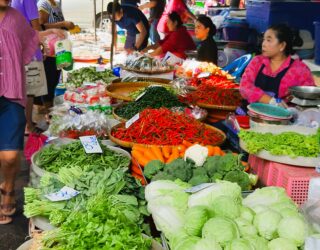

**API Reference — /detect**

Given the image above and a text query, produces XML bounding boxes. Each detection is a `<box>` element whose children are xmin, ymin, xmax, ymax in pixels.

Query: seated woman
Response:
<box><xmin>143</xmin><ymin>11</ymin><xmax>196</xmax><ymax>59</ymax></box>
<box><xmin>240</xmin><ymin>24</ymin><xmax>315</xmax><ymax>107</ymax></box>
<box><xmin>195</xmin><ymin>15</ymin><xmax>218</xmax><ymax>64</ymax></box>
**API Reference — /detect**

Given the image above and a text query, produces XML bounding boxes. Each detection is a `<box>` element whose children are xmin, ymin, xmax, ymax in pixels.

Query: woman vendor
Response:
<box><xmin>240</xmin><ymin>24</ymin><xmax>315</xmax><ymax>107</ymax></box>
<box><xmin>143</xmin><ymin>11</ymin><xmax>196</xmax><ymax>59</ymax></box>
<box><xmin>195</xmin><ymin>15</ymin><xmax>218</xmax><ymax>64</ymax></box>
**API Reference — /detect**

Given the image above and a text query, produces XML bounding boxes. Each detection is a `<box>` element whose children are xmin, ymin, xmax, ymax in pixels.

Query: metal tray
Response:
<box><xmin>290</xmin><ymin>86</ymin><xmax>320</xmax><ymax>100</ymax></box>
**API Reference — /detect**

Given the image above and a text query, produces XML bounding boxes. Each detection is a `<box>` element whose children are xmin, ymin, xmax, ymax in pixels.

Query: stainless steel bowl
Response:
<box><xmin>290</xmin><ymin>86</ymin><xmax>320</xmax><ymax>100</ymax></box>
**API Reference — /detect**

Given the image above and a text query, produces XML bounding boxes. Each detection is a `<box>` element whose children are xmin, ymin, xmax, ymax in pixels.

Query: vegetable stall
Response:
<box><xmin>18</xmin><ymin>26</ymin><xmax>320</xmax><ymax>250</ymax></box>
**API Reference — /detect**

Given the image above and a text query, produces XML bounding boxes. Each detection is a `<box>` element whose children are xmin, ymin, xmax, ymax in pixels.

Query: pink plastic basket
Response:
<box><xmin>249</xmin><ymin>155</ymin><xmax>320</xmax><ymax>205</ymax></box>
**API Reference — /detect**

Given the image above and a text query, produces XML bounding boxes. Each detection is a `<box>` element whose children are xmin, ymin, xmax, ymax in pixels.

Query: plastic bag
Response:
<box><xmin>24</xmin><ymin>133</ymin><xmax>48</xmax><ymax>163</ymax></box>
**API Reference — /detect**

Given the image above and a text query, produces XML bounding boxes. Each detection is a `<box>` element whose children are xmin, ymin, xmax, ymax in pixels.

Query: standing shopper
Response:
<box><xmin>107</xmin><ymin>1</ymin><xmax>149</xmax><ymax>52</ymax></box>
<box><xmin>139</xmin><ymin>0</ymin><xmax>165</xmax><ymax>44</ymax></box>
<box><xmin>11</xmin><ymin>0</ymin><xmax>48</xmax><ymax>135</ymax></box>
<box><xmin>195</xmin><ymin>15</ymin><xmax>218</xmax><ymax>64</ymax></box>
<box><xmin>36</xmin><ymin>0</ymin><xmax>75</xmax><ymax>111</ymax></box>
<box><xmin>0</xmin><ymin>0</ymin><xmax>64</xmax><ymax>224</ymax></box>
<box><xmin>157</xmin><ymin>0</ymin><xmax>196</xmax><ymax>37</ymax></box>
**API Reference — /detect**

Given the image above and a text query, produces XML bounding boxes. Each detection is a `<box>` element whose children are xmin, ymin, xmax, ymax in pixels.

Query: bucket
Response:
<box><xmin>314</xmin><ymin>22</ymin><xmax>320</xmax><ymax>65</ymax></box>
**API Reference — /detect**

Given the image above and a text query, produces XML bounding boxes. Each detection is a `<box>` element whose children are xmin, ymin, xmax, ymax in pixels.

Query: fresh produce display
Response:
<box><xmin>124</xmin><ymin>53</ymin><xmax>172</xmax><ymax>73</ymax></box>
<box><xmin>49</xmin><ymin>110</ymin><xmax>111</xmax><ymax>139</ymax></box>
<box><xmin>175</xmin><ymin>60</ymin><xmax>233</xmax><ymax>79</ymax></box>
<box><xmin>34</xmin><ymin>141</ymin><xmax>130</xmax><ymax>173</ymax></box>
<box><xmin>116</xmin><ymin>86</ymin><xmax>185</xmax><ymax>119</ymax></box>
<box><xmin>146</xmin><ymin>180</ymin><xmax>313</xmax><ymax>250</ymax></box>
<box><xmin>67</xmin><ymin>67</ymin><xmax>116</xmax><ymax>88</ymax></box>
<box><xmin>182</xmin><ymin>84</ymin><xmax>243</xmax><ymax>107</ymax></box>
<box><xmin>187</xmin><ymin>75</ymin><xmax>239</xmax><ymax>89</ymax></box>
<box><xmin>143</xmin><ymin>151</ymin><xmax>255</xmax><ymax>190</ymax></box>
<box><xmin>111</xmin><ymin>108</ymin><xmax>225</xmax><ymax>145</ymax></box>
<box><xmin>129</xmin><ymin>85</ymin><xmax>176</xmax><ymax>100</ymax></box>
<box><xmin>239</xmin><ymin>129</ymin><xmax>320</xmax><ymax>158</ymax></box>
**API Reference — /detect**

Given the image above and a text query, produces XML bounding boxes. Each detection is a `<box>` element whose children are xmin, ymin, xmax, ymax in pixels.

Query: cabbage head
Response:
<box><xmin>173</xmin><ymin>236</ymin><xmax>200</xmax><ymax>250</ymax></box>
<box><xmin>251</xmin><ymin>205</ymin><xmax>269</xmax><ymax>214</ymax></box>
<box><xmin>268</xmin><ymin>238</ymin><xmax>298</xmax><ymax>250</ymax></box>
<box><xmin>277</xmin><ymin>216</ymin><xmax>308</xmax><ymax>247</ymax></box>
<box><xmin>193</xmin><ymin>238</ymin><xmax>222</xmax><ymax>250</ymax></box>
<box><xmin>224</xmin><ymin>238</ymin><xmax>255</xmax><ymax>250</ymax></box>
<box><xmin>188</xmin><ymin>181</ymin><xmax>242</xmax><ymax>209</ymax></box>
<box><xmin>278</xmin><ymin>207</ymin><xmax>301</xmax><ymax>219</ymax></box>
<box><xmin>169</xmin><ymin>231</ymin><xmax>189</xmax><ymax>250</ymax></box>
<box><xmin>211</xmin><ymin>195</ymin><xmax>241</xmax><ymax>219</ymax></box>
<box><xmin>184</xmin><ymin>206</ymin><xmax>209</xmax><ymax>237</ymax></box>
<box><xmin>253</xmin><ymin>209</ymin><xmax>282</xmax><ymax>240</ymax></box>
<box><xmin>240</xmin><ymin>206</ymin><xmax>255</xmax><ymax>223</ymax></box>
<box><xmin>235</xmin><ymin>218</ymin><xmax>258</xmax><ymax>237</ymax></box>
<box><xmin>145</xmin><ymin>180</ymin><xmax>190</xmax><ymax>201</ymax></box>
<box><xmin>243</xmin><ymin>235</ymin><xmax>268</xmax><ymax>250</ymax></box>
<box><xmin>202</xmin><ymin>217</ymin><xmax>240</xmax><ymax>246</ymax></box>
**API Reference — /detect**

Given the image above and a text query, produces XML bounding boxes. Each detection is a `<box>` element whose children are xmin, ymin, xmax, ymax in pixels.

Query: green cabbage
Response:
<box><xmin>202</xmin><ymin>217</ymin><xmax>240</xmax><ymax>246</ymax></box>
<box><xmin>188</xmin><ymin>181</ymin><xmax>242</xmax><ymax>209</ymax></box>
<box><xmin>193</xmin><ymin>238</ymin><xmax>222</xmax><ymax>250</ymax></box>
<box><xmin>253</xmin><ymin>209</ymin><xmax>282</xmax><ymax>240</ymax></box>
<box><xmin>278</xmin><ymin>208</ymin><xmax>301</xmax><ymax>219</ymax></box>
<box><xmin>211</xmin><ymin>195</ymin><xmax>241</xmax><ymax>219</ymax></box>
<box><xmin>235</xmin><ymin>218</ymin><xmax>258</xmax><ymax>237</ymax></box>
<box><xmin>243</xmin><ymin>235</ymin><xmax>269</xmax><ymax>250</ymax></box>
<box><xmin>173</xmin><ymin>236</ymin><xmax>200</xmax><ymax>250</ymax></box>
<box><xmin>251</xmin><ymin>205</ymin><xmax>269</xmax><ymax>214</ymax></box>
<box><xmin>184</xmin><ymin>206</ymin><xmax>209</xmax><ymax>236</ymax></box>
<box><xmin>225</xmin><ymin>238</ymin><xmax>255</xmax><ymax>250</ymax></box>
<box><xmin>240</xmin><ymin>206</ymin><xmax>255</xmax><ymax>223</ymax></box>
<box><xmin>268</xmin><ymin>238</ymin><xmax>298</xmax><ymax>250</ymax></box>
<box><xmin>277</xmin><ymin>216</ymin><xmax>308</xmax><ymax>247</ymax></box>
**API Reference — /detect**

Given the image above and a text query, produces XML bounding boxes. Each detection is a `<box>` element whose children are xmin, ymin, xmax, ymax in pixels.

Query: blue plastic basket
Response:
<box><xmin>315</xmin><ymin>22</ymin><xmax>320</xmax><ymax>65</ymax></box>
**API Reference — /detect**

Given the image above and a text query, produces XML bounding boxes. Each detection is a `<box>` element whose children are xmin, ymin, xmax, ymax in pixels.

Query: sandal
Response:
<box><xmin>0</xmin><ymin>213</ymin><xmax>12</xmax><ymax>225</ymax></box>
<box><xmin>0</xmin><ymin>185</ymin><xmax>16</xmax><ymax>216</ymax></box>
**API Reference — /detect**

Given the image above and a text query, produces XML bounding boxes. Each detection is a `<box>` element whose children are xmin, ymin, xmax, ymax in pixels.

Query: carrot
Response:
<box><xmin>162</xmin><ymin>146</ymin><xmax>172</xmax><ymax>159</ymax></box>
<box><xmin>131</xmin><ymin>164</ymin><xmax>143</xmax><ymax>175</ymax></box>
<box><xmin>206</xmin><ymin>145</ymin><xmax>215</xmax><ymax>156</ymax></box>
<box><xmin>182</xmin><ymin>140</ymin><xmax>193</xmax><ymax>148</ymax></box>
<box><xmin>242</xmin><ymin>161</ymin><xmax>250</xmax><ymax>172</ymax></box>
<box><xmin>179</xmin><ymin>151</ymin><xmax>185</xmax><ymax>158</ymax></box>
<box><xmin>167</xmin><ymin>147</ymin><xmax>179</xmax><ymax>163</ymax></box>
<box><xmin>133</xmin><ymin>145</ymin><xmax>148</xmax><ymax>153</ymax></box>
<box><xmin>131</xmin><ymin>172</ymin><xmax>146</xmax><ymax>185</ymax></box>
<box><xmin>177</xmin><ymin>145</ymin><xmax>186</xmax><ymax>153</ymax></box>
<box><xmin>144</xmin><ymin>148</ymin><xmax>158</xmax><ymax>161</ymax></box>
<box><xmin>132</xmin><ymin>150</ymin><xmax>150</xmax><ymax>167</ymax></box>
<box><xmin>219</xmin><ymin>150</ymin><xmax>226</xmax><ymax>156</ymax></box>
<box><xmin>151</xmin><ymin>146</ymin><xmax>165</xmax><ymax>162</ymax></box>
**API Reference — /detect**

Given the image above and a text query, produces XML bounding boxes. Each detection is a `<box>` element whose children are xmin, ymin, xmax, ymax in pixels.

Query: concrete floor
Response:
<box><xmin>0</xmin><ymin>156</ymin><xmax>29</xmax><ymax>250</ymax></box>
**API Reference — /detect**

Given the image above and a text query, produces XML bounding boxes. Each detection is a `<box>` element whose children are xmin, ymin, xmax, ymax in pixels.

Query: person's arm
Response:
<box><xmin>142</xmin><ymin>42</ymin><xmax>160</xmax><ymax>52</ymax></box>
<box><xmin>149</xmin><ymin>46</ymin><xmax>163</xmax><ymax>56</ymax></box>
<box><xmin>139</xmin><ymin>1</ymin><xmax>157</xmax><ymax>11</ymax></box>
<box><xmin>38</xmin><ymin>10</ymin><xmax>74</xmax><ymax>29</ymax></box>
<box><xmin>239</xmin><ymin>57</ymin><xmax>266</xmax><ymax>103</ymax></box>
<box><xmin>135</xmin><ymin>21</ymin><xmax>148</xmax><ymax>49</ymax></box>
<box><xmin>30</xmin><ymin>19</ymin><xmax>41</xmax><ymax>31</ymax></box>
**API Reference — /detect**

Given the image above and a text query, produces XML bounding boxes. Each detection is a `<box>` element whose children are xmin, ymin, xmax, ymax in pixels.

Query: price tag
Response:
<box><xmin>197</xmin><ymin>72</ymin><xmax>211</xmax><ymax>79</ymax></box>
<box><xmin>96</xmin><ymin>66</ymin><xmax>105</xmax><ymax>72</ymax></box>
<box><xmin>184</xmin><ymin>183</ymin><xmax>214</xmax><ymax>193</ymax></box>
<box><xmin>125</xmin><ymin>113</ymin><xmax>140</xmax><ymax>129</ymax></box>
<box><xmin>45</xmin><ymin>186</ymin><xmax>80</xmax><ymax>202</ymax></box>
<box><xmin>79</xmin><ymin>135</ymin><xmax>103</xmax><ymax>153</ymax></box>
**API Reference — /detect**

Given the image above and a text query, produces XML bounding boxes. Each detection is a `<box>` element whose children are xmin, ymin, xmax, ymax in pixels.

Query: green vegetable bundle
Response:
<box><xmin>67</xmin><ymin>67</ymin><xmax>116</xmax><ymax>87</ymax></box>
<box><xmin>35</xmin><ymin>141</ymin><xmax>130</xmax><ymax>173</ymax></box>
<box><xmin>143</xmin><ymin>154</ymin><xmax>257</xmax><ymax>190</ymax></box>
<box><xmin>116</xmin><ymin>86</ymin><xmax>185</xmax><ymax>119</ymax></box>
<box><xmin>239</xmin><ymin>129</ymin><xmax>320</xmax><ymax>158</ymax></box>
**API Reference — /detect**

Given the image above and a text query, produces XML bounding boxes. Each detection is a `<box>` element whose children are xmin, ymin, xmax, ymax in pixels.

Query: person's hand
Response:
<box><xmin>39</xmin><ymin>28</ymin><xmax>65</xmax><ymax>43</ymax></box>
<box><xmin>126</xmin><ymin>48</ymin><xmax>135</xmax><ymax>54</ymax></box>
<box><xmin>63</xmin><ymin>21</ymin><xmax>75</xmax><ymax>30</ymax></box>
<box><xmin>269</xmin><ymin>97</ymin><xmax>288</xmax><ymax>109</ymax></box>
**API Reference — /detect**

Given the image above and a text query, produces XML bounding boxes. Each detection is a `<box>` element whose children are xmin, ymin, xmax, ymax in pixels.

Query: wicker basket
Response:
<box><xmin>121</xmin><ymin>66</ymin><xmax>173</xmax><ymax>75</ymax></box>
<box><xmin>197</xmin><ymin>102</ymin><xmax>238</xmax><ymax>111</ymax></box>
<box><xmin>109</xmin><ymin>123</ymin><xmax>226</xmax><ymax>148</ymax></box>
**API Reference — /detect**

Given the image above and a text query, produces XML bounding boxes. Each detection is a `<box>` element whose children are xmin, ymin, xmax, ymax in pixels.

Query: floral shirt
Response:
<box><xmin>240</xmin><ymin>55</ymin><xmax>315</xmax><ymax>103</ymax></box>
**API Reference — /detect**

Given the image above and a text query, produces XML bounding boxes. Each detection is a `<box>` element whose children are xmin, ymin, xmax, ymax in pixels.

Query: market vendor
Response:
<box><xmin>195</xmin><ymin>15</ymin><xmax>218</xmax><ymax>64</ymax></box>
<box><xmin>240</xmin><ymin>24</ymin><xmax>315</xmax><ymax>107</ymax></box>
<box><xmin>142</xmin><ymin>11</ymin><xmax>196</xmax><ymax>59</ymax></box>
<box><xmin>107</xmin><ymin>1</ymin><xmax>149</xmax><ymax>52</ymax></box>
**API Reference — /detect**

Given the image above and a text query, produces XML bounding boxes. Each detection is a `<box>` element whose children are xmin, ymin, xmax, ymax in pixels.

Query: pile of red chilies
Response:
<box><xmin>188</xmin><ymin>75</ymin><xmax>239</xmax><ymax>89</ymax></box>
<box><xmin>112</xmin><ymin>108</ymin><xmax>224</xmax><ymax>145</ymax></box>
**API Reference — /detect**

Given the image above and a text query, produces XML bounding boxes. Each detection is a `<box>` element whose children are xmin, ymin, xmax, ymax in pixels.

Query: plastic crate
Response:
<box><xmin>249</xmin><ymin>155</ymin><xmax>320</xmax><ymax>205</ymax></box>
<box><xmin>246</xmin><ymin>1</ymin><xmax>320</xmax><ymax>37</ymax></box>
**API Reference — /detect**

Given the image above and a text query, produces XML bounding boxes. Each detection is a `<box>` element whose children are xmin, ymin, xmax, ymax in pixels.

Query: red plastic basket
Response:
<box><xmin>249</xmin><ymin>155</ymin><xmax>320</xmax><ymax>205</ymax></box>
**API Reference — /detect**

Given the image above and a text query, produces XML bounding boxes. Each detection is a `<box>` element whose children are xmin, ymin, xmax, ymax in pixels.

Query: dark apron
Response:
<box><xmin>241</xmin><ymin>59</ymin><xmax>294</xmax><ymax>112</ymax></box>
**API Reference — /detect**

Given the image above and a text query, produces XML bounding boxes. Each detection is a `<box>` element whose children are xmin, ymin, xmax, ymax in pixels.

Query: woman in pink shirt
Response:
<box><xmin>0</xmin><ymin>0</ymin><xmax>63</xmax><ymax>224</ymax></box>
<box><xmin>240</xmin><ymin>24</ymin><xmax>315</xmax><ymax>107</ymax></box>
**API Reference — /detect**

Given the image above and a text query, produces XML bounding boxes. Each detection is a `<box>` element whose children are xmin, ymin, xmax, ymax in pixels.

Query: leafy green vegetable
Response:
<box><xmin>239</xmin><ymin>129</ymin><xmax>320</xmax><ymax>158</ymax></box>
<box><xmin>67</xmin><ymin>66</ymin><xmax>116</xmax><ymax>87</ymax></box>
<box><xmin>211</xmin><ymin>195</ymin><xmax>241</xmax><ymax>219</ymax></box>
<box><xmin>194</xmin><ymin>238</ymin><xmax>222</xmax><ymax>250</ymax></box>
<box><xmin>184</xmin><ymin>206</ymin><xmax>209</xmax><ymax>236</ymax></box>
<box><xmin>225</xmin><ymin>238</ymin><xmax>255</xmax><ymax>250</ymax></box>
<box><xmin>235</xmin><ymin>218</ymin><xmax>258</xmax><ymax>237</ymax></box>
<box><xmin>253</xmin><ymin>209</ymin><xmax>282</xmax><ymax>240</ymax></box>
<box><xmin>223</xmin><ymin>170</ymin><xmax>251</xmax><ymax>191</ymax></box>
<box><xmin>268</xmin><ymin>238</ymin><xmax>298</xmax><ymax>250</ymax></box>
<box><xmin>35</xmin><ymin>141</ymin><xmax>130</xmax><ymax>173</ymax></box>
<box><xmin>243</xmin><ymin>235</ymin><xmax>268</xmax><ymax>250</ymax></box>
<box><xmin>239</xmin><ymin>206</ymin><xmax>255</xmax><ymax>223</ymax></box>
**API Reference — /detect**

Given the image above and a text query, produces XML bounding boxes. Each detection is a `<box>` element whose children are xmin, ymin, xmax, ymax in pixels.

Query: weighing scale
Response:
<box><xmin>290</xmin><ymin>86</ymin><xmax>320</xmax><ymax>108</ymax></box>
<box><xmin>290</xmin><ymin>97</ymin><xmax>320</xmax><ymax>107</ymax></box>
